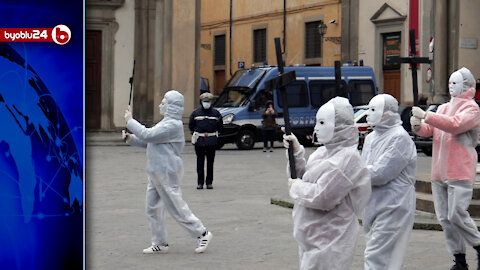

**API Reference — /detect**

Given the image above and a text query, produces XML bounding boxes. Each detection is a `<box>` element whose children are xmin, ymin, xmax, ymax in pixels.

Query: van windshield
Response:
<box><xmin>214</xmin><ymin>88</ymin><xmax>252</xmax><ymax>107</ymax></box>
<box><xmin>226</xmin><ymin>69</ymin><xmax>266</xmax><ymax>88</ymax></box>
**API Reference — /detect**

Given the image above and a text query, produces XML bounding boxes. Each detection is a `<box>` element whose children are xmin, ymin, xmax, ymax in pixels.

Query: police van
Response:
<box><xmin>214</xmin><ymin>66</ymin><xmax>378</xmax><ymax>149</ymax></box>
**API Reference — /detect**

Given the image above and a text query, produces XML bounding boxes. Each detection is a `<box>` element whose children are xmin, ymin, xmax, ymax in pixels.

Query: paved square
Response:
<box><xmin>86</xmin><ymin>142</ymin><xmax>478</xmax><ymax>269</ymax></box>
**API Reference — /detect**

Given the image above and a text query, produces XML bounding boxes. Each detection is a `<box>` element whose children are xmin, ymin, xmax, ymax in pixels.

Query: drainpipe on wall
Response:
<box><xmin>229</xmin><ymin>0</ymin><xmax>233</xmax><ymax>76</ymax></box>
<box><xmin>283</xmin><ymin>0</ymin><xmax>286</xmax><ymax>54</ymax></box>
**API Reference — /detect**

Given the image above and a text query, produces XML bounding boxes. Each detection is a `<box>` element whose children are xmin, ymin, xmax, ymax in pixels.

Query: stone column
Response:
<box><xmin>133</xmin><ymin>0</ymin><xmax>156</xmax><ymax>126</ymax></box>
<box><xmin>432</xmin><ymin>0</ymin><xmax>449</xmax><ymax>103</ymax></box>
<box><xmin>154</xmin><ymin>0</ymin><xmax>199</xmax><ymax>138</ymax></box>
<box><xmin>341</xmin><ymin>0</ymin><xmax>359</xmax><ymax>63</ymax></box>
<box><xmin>447</xmin><ymin>0</ymin><xmax>459</xmax><ymax>75</ymax></box>
<box><xmin>158</xmin><ymin>0</ymin><xmax>173</xmax><ymax>122</ymax></box>
<box><xmin>171</xmin><ymin>0</ymin><xmax>199</xmax><ymax>124</ymax></box>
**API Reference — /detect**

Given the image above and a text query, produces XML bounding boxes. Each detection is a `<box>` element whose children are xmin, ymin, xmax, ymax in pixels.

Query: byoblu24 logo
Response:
<box><xmin>0</xmin><ymin>24</ymin><xmax>71</xmax><ymax>45</ymax></box>
<box><xmin>52</xmin><ymin>24</ymin><xmax>71</xmax><ymax>45</ymax></box>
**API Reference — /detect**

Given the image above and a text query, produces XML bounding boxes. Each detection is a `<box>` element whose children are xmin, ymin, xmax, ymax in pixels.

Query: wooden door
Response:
<box><xmin>383</xmin><ymin>70</ymin><xmax>401</xmax><ymax>102</ymax></box>
<box><xmin>382</xmin><ymin>32</ymin><xmax>401</xmax><ymax>102</ymax></box>
<box><xmin>85</xmin><ymin>30</ymin><xmax>102</xmax><ymax>130</ymax></box>
<box><xmin>214</xmin><ymin>70</ymin><xmax>226</xmax><ymax>96</ymax></box>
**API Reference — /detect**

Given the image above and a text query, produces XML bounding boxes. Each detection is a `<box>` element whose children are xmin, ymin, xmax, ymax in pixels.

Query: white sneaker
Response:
<box><xmin>195</xmin><ymin>231</ymin><xmax>213</xmax><ymax>253</ymax></box>
<box><xmin>143</xmin><ymin>244</ymin><xmax>169</xmax><ymax>254</ymax></box>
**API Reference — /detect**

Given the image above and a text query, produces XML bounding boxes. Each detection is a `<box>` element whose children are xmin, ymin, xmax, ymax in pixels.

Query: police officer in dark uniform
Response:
<box><xmin>189</xmin><ymin>92</ymin><xmax>223</xmax><ymax>189</ymax></box>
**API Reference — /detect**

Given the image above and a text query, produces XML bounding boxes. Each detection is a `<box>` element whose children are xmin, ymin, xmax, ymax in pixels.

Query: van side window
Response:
<box><xmin>309</xmin><ymin>80</ymin><xmax>347</xmax><ymax>108</ymax></box>
<box><xmin>348</xmin><ymin>80</ymin><xmax>375</xmax><ymax>106</ymax></box>
<box><xmin>253</xmin><ymin>89</ymin><xmax>273</xmax><ymax>111</ymax></box>
<box><xmin>278</xmin><ymin>81</ymin><xmax>309</xmax><ymax>108</ymax></box>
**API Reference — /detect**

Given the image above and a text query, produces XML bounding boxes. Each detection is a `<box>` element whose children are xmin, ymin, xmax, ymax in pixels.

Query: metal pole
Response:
<box><xmin>274</xmin><ymin>37</ymin><xmax>297</xmax><ymax>179</ymax></box>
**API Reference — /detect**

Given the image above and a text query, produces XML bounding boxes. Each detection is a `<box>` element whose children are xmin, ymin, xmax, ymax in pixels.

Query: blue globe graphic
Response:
<box><xmin>0</xmin><ymin>43</ymin><xmax>83</xmax><ymax>269</ymax></box>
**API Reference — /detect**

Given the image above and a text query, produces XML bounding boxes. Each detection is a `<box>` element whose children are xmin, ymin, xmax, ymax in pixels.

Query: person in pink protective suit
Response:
<box><xmin>411</xmin><ymin>67</ymin><xmax>480</xmax><ymax>270</ymax></box>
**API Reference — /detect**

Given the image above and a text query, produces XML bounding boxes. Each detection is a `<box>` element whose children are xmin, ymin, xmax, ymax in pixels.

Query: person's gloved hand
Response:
<box><xmin>122</xmin><ymin>130</ymin><xmax>131</xmax><ymax>143</ymax></box>
<box><xmin>410</xmin><ymin>116</ymin><xmax>422</xmax><ymax>132</ymax></box>
<box><xmin>412</xmin><ymin>106</ymin><xmax>427</xmax><ymax>119</ymax></box>
<box><xmin>125</xmin><ymin>105</ymin><xmax>133</xmax><ymax>122</ymax></box>
<box><xmin>410</xmin><ymin>116</ymin><xmax>421</xmax><ymax>126</ymax></box>
<box><xmin>281</xmin><ymin>127</ymin><xmax>301</xmax><ymax>153</ymax></box>
<box><xmin>283</xmin><ymin>134</ymin><xmax>301</xmax><ymax>153</ymax></box>
<box><xmin>288</xmin><ymin>178</ymin><xmax>300</xmax><ymax>190</ymax></box>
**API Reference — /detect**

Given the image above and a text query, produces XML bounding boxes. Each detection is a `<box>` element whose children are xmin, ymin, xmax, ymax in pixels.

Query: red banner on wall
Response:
<box><xmin>409</xmin><ymin>0</ymin><xmax>419</xmax><ymax>56</ymax></box>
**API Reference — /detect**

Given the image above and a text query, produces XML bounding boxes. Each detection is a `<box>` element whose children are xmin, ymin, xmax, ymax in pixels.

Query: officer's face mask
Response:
<box><xmin>202</xmin><ymin>101</ymin><xmax>211</xmax><ymax>109</ymax></box>
<box><xmin>449</xmin><ymin>71</ymin><xmax>463</xmax><ymax>97</ymax></box>
<box><xmin>313</xmin><ymin>102</ymin><xmax>335</xmax><ymax>144</ymax></box>
<box><xmin>367</xmin><ymin>95</ymin><xmax>385</xmax><ymax>126</ymax></box>
<box><xmin>159</xmin><ymin>98</ymin><xmax>168</xmax><ymax>115</ymax></box>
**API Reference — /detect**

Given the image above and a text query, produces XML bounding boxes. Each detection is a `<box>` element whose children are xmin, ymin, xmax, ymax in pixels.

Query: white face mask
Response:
<box><xmin>159</xmin><ymin>98</ymin><xmax>168</xmax><ymax>115</ymax></box>
<box><xmin>449</xmin><ymin>71</ymin><xmax>463</xmax><ymax>97</ymax></box>
<box><xmin>367</xmin><ymin>95</ymin><xmax>385</xmax><ymax>126</ymax></box>
<box><xmin>313</xmin><ymin>102</ymin><xmax>335</xmax><ymax>144</ymax></box>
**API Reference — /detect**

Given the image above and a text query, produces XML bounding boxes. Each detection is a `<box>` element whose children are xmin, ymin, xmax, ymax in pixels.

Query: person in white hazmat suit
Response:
<box><xmin>283</xmin><ymin>97</ymin><xmax>371</xmax><ymax>270</ymax></box>
<box><xmin>362</xmin><ymin>94</ymin><xmax>417</xmax><ymax>270</ymax></box>
<box><xmin>122</xmin><ymin>90</ymin><xmax>213</xmax><ymax>254</ymax></box>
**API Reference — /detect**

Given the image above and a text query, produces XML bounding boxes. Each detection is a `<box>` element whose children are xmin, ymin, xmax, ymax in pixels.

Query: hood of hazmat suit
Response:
<box><xmin>287</xmin><ymin>97</ymin><xmax>371</xmax><ymax>270</ymax></box>
<box><xmin>362</xmin><ymin>94</ymin><xmax>417</xmax><ymax>270</ymax></box>
<box><xmin>126</xmin><ymin>90</ymin><xmax>186</xmax><ymax>185</ymax></box>
<box><xmin>414</xmin><ymin>67</ymin><xmax>480</xmax><ymax>181</ymax></box>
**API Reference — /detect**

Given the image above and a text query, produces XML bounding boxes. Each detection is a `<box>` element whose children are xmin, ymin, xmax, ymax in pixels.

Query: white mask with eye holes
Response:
<box><xmin>313</xmin><ymin>102</ymin><xmax>335</xmax><ymax>144</ymax></box>
<box><xmin>366</xmin><ymin>95</ymin><xmax>385</xmax><ymax>126</ymax></box>
<box><xmin>159</xmin><ymin>98</ymin><xmax>168</xmax><ymax>115</ymax></box>
<box><xmin>449</xmin><ymin>71</ymin><xmax>463</xmax><ymax>97</ymax></box>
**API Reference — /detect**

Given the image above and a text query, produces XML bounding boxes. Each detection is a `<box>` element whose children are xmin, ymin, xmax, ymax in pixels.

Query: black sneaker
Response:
<box><xmin>450</xmin><ymin>261</ymin><xmax>469</xmax><ymax>270</ymax></box>
<box><xmin>206</xmin><ymin>185</ymin><xmax>213</xmax><ymax>189</ymax></box>
<box><xmin>197</xmin><ymin>185</ymin><xmax>203</xmax><ymax>189</ymax></box>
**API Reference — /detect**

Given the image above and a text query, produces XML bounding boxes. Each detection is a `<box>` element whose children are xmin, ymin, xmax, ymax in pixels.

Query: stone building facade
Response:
<box><xmin>86</xmin><ymin>0</ymin><xmax>200</xmax><ymax>130</ymax></box>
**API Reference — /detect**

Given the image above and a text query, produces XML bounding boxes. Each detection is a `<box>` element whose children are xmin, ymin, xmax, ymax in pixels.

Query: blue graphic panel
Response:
<box><xmin>0</xmin><ymin>1</ymin><xmax>83</xmax><ymax>269</ymax></box>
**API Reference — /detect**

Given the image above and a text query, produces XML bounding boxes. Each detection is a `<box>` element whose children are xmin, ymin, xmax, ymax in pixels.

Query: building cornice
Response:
<box><xmin>86</xmin><ymin>0</ymin><xmax>125</xmax><ymax>9</ymax></box>
<box><xmin>370</xmin><ymin>3</ymin><xmax>407</xmax><ymax>25</ymax></box>
<box><xmin>201</xmin><ymin>1</ymin><xmax>340</xmax><ymax>30</ymax></box>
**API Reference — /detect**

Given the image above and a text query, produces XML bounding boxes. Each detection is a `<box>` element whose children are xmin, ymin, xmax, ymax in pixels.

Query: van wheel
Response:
<box><xmin>236</xmin><ymin>130</ymin><xmax>255</xmax><ymax>150</ymax></box>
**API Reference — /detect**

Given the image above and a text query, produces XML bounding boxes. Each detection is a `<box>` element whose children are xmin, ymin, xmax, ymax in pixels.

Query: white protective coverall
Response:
<box><xmin>362</xmin><ymin>94</ymin><xmax>417</xmax><ymax>270</ymax></box>
<box><xmin>126</xmin><ymin>90</ymin><xmax>207</xmax><ymax>246</ymax></box>
<box><xmin>412</xmin><ymin>67</ymin><xmax>480</xmax><ymax>257</ymax></box>
<box><xmin>286</xmin><ymin>97</ymin><xmax>371</xmax><ymax>270</ymax></box>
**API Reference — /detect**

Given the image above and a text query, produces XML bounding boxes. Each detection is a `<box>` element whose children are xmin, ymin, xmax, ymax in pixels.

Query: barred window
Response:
<box><xmin>305</xmin><ymin>21</ymin><xmax>323</xmax><ymax>59</ymax></box>
<box><xmin>253</xmin><ymin>29</ymin><xmax>266</xmax><ymax>63</ymax></box>
<box><xmin>214</xmin><ymin>35</ymin><xmax>226</xmax><ymax>66</ymax></box>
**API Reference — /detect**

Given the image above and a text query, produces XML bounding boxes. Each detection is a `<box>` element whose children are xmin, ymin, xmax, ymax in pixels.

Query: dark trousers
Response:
<box><xmin>195</xmin><ymin>145</ymin><xmax>216</xmax><ymax>186</ymax></box>
<box><xmin>262</xmin><ymin>129</ymin><xmax>275</xmax><ymax>148</ymax></box>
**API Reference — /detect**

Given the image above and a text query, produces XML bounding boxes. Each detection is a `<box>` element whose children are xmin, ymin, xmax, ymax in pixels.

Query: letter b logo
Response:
<box><xmin>52</xmin><ymin>24</ymin><xmax>71</xmax><ymax>45</ymax></box>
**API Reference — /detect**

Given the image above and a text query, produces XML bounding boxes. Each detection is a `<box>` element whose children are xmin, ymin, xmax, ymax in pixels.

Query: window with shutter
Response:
<box><xmin>305</xmin><ymin>21</ymin><xmax>323</xmax><ymax>59</ymax></box>
<box><xmin>253</xmin><ymin>29</ymin><xmax>266</xmax><ymax>63</ymax></box>
<box><xmin>214</xmin><ymin>35</ymin><xmax>226</xmax><ymax>66</ymax></box>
